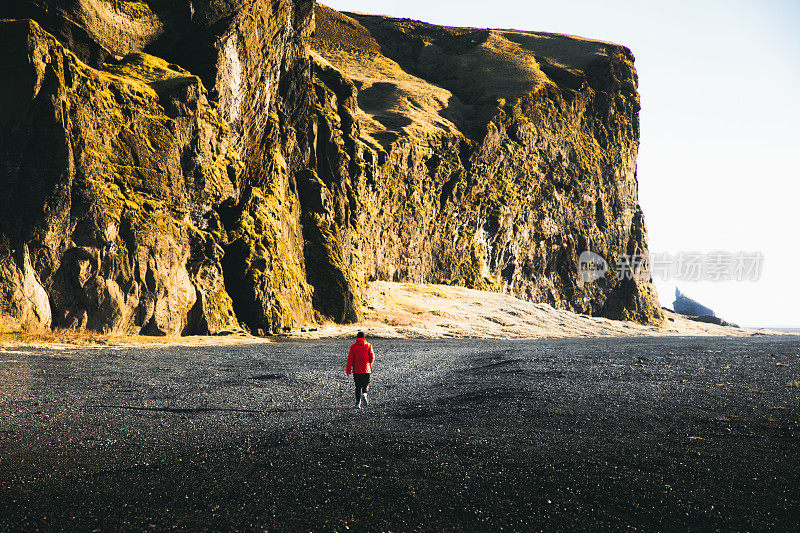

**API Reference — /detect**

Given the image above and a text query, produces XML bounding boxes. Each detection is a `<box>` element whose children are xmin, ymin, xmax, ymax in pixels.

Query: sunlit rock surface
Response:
<box><xmin>0</xmin><ymin>1</ymin><xmax>662</xmax><ymax>334</ymax></box>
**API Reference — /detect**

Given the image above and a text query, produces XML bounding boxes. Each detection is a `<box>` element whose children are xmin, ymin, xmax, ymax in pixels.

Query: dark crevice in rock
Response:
<box><xmin>219</xmin><ymin>237</ymin><xmax>250</xmax><ymax>330</ymax></box>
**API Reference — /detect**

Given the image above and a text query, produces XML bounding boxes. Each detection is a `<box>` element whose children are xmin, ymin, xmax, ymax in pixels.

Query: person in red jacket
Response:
<box><xmin>346</xmin><ymin>331</ymin><xmax>374</xmax><ymax>409</ymax></box>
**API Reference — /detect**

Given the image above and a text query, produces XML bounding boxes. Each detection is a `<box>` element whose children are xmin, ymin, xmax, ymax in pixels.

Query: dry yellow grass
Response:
<box><xmin>313</xmin><ymin>4</ymin><xmax>634</xmax><ymax>146</ymax></box>
<box><xmin>311</xmin><ymin>4</ymin><xmax>381</xmax><ymax>55</ymax></box>
<box><xmin>0</xmin><ymin>316</ymin><xmax>124</xmax><ymax>346</ymax></box>
<box><xmin>311</xmin><ymin>50</ymin><xmax>465</xmax><ymax>149</ymax></box>
<box><xmin>402</xmin><ymin>284</ymin><xmax>453</xmax><ymax>299</ymax></box>
<box><xmin>101</xmin><ymin>0</ymin><xmax>156</xmax><ymax>19</ymax></box>
<box><xmin>289</xmin><ymin>281</ymin><xmax>773</xmax><ymax>340</ymax></box>
<box><xmin>3</xmin><ymin>279</ymin><xmax>786</xmax><ymax>345</ymax></box>
<box><xmin>498</xmin><ymin>30</ymin><xmax>621</xmax><ymax>72</ymax></box>
<box><xmin>0</xmin><ymin>314</ymin><xmax>258</xmax><ymax>348</ymax></box>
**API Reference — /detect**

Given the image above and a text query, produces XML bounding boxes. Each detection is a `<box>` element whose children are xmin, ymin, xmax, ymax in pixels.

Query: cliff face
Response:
<box><xmin>0</xmin><ymin>19</ymin><xmax>240</xmax><ymax>334</ymax></box>
<box><xmin>0</xmin><ymin>1</ymin><xmax>661</xmax><ymax>334</ymax></box>
<box><xmin>309</xmin><ymin>6</ymin><xmax>662</xmax><ymax>324</ymax></box>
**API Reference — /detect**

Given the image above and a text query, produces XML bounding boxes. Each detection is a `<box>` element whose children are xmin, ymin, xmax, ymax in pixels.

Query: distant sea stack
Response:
<box><xmin>673</xmin><ymin>288</ymin><xmax>715</xmax><ymax>317</ymax></box>
<box><xmin>0</xmin><ymin>0</ymin><xmax>662</xmax><ymax>335</ymax></box>
<box><xmin>672</xmin><ymin>288</ymin><xmax>738</xmax><ymax>328</ymax></box>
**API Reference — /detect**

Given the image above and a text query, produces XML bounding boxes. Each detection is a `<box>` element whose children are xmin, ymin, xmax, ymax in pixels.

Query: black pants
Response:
<box><xmin>354</xmin><ymin>373</ymin><xmax>370</xmax><ymax>403</ymax></box>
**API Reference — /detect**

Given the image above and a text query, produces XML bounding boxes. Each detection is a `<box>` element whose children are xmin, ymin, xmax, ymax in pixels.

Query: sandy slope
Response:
<box><xmin>293</xmin><ymin>281</ymin><xmax>774</xmax><ymax>339</ymax></box>
<box><xmin>1</xmin><ymin>281</ymin><xmax>781</xmax><ymax>347</ymax></box>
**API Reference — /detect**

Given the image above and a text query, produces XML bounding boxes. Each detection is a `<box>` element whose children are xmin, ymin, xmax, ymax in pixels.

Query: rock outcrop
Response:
<box><xmin>672</xmin><ymin>288</ymin><xmax>737</xmax><ymax>327</ymax></box>
<box><xmin>309</xmin><ymin>6</ymin><xmax>662</xmax><ymax>324</ymax></box>
<box><xmin>0</xmin><ymin>18</ymin><xmax>240</xmax><ymax>334</ymax></box>
<box><xmin>684</xmin><ymin>314</ymin><xmax>739</xmax><ymax>329</ymax></box>
<box><xmin>673</xmin><ymin>288</ymin><xmax>715</xmax><ymax>318</ymax></box>
<box><xmin>0</xmin><ymin>0</ymin><xmax>662</xmax><ymax>334</ymax></box>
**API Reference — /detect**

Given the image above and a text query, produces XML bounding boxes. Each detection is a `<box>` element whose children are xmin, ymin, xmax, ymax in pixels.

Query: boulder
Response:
<box><xmin>0</xmin><ymin>244</ymin><xmax>52</xmax><ymax>328</ymax></box>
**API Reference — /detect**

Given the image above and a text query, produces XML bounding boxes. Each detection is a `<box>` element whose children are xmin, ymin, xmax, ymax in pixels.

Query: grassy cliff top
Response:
<box><xmin>312</xmin><ymin>4</ymin><xmax>637</xmax><ymax>143</ymax></box>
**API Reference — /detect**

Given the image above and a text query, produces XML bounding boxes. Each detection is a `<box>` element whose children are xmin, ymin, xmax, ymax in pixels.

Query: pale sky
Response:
<box><xmin>323</xmin><ymin>0</ymin><xmax>800</xmax><ymax>327</ymax></box>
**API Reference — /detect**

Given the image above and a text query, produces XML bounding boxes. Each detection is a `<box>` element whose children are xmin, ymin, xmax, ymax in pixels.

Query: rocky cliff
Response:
<box><xmin>0</xmin><ymin>0</ymin><xmax>662</xmax><ymax>334</ymax></box>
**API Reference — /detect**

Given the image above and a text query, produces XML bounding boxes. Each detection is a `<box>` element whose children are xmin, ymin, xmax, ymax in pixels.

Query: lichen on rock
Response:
<box><xmin>309</xmin><ymin>5</ymin><xmax>663</xmax><ymax>324</ymax></box>
<box><xmin>0</xmin><ymin>18</ymin><xmax>239</xmax><ymax>334</ymax></box>
<box><xmin>0</xmin><ymin>1</ymin><xmax>662</xmax><ymax>335</ymax></box>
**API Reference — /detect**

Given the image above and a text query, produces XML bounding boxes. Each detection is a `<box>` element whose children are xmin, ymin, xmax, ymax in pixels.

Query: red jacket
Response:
<box><xmin>346</xmin><ymin>338</ymin><xmax>374</xmax><ymax>374</ymax></box>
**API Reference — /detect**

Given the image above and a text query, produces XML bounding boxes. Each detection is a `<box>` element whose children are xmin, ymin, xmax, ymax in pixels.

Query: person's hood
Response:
<box><xmin>355</xmin><ymin>338</ymin><xmax>366</xmax><ymax>344</ymax></box>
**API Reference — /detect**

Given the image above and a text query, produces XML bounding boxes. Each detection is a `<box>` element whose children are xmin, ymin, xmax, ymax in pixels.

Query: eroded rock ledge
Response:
<box><xmin>0</xmin><ymin>0</ymin><xmax>661</xmax><ymax>335</ymax></box>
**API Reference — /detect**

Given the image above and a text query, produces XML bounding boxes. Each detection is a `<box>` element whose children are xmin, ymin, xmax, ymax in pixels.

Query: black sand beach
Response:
<box><xmin>1</xmin><ymin>336</ymin><xmax>799</xmax><ymax>530</ymax></box>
